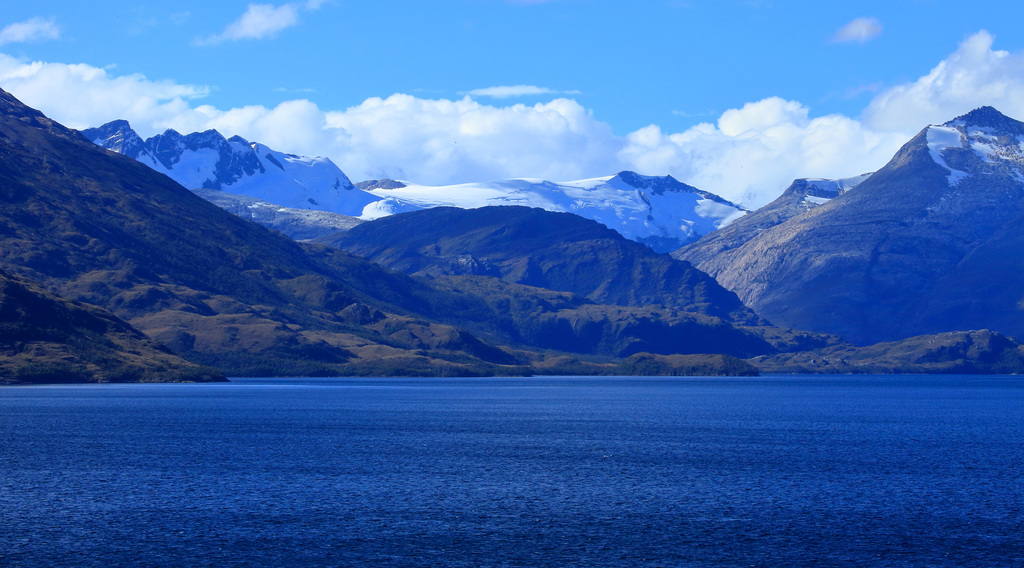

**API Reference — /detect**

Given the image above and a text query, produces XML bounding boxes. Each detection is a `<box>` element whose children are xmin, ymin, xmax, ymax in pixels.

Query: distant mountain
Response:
<box><xmin>0</xmin><ymin>268</ymin><xmax>223</xmax><ymax>384</ymax></box>
<box><xmin>83</xmin><ymin>120</ymin><xmax>378</xmax><ymax>216</ymax></box>
<box><xmin>675</xmin><ymin>174</ymin><xmax>871</xmax><ymax>268</ymax></box>
<box><xmin>86</xmin><ymin>121</ymin><xmax>745</xmax><ymax>252</ymax></box>
<box><xmin>325</xmin><ymin>205</ymin><xmax>761</xmax><ymax>323</ymax></box>
<box><xmin>8</xmin><ymin>90</ymin><xmax>1018</xmax><ymax>376</ymax></box>
<box><xmin>320</xmin><ymin>205</ymin><xmax>852</xmax><ymax>357</ymax></box>
<box><xmin>675</xmin><ymin>107</ymin><xmax>1024</xmax><ymax>345</ymax></box>
<box><xmin>191</xmin><ymin>188</ymin><xmax>362</xmax><ymax>241</ymax></box>
<box><xmin>0</xmin><ymin>89</ymin><xmax>781</xmax><ymax>377</ymax></box>
<box><xmin>359</xmin><ymin>171</ymin><xmax>747</xmax><ymax>253</ymax></box>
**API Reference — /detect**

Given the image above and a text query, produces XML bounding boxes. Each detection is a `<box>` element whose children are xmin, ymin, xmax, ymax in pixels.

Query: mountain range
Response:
<box><xmin>2</xmin><ymin>88</ymin><xmax>805</xmax><ymax>379</ymax></box>
<box><xmin>676</xmin><ymin>106</ymin><xmax>1024</xmax><ymax>345</ymax></box>
<box><xmin>5</xmin><ymin>88</ymin><xmax>1024</xmax><ymax>381</ymax></box>
<box><xmin>86</xmin><ymin>120</ymin><xmax>746</xmax><ymax>252</ymax></box>
<box><xmin>82</xmin><ymin>120</ymin><xmax>379</xmax><ymax>217</ymax></box>
<box><xmin>355</xmin><ymin>172</ymin><xmax>747</xmax><ymax>252</ymax></box>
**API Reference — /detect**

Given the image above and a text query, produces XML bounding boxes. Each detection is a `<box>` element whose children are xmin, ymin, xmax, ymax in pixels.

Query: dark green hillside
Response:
<box><xmin>319</xmin><ymin>206</ymin><xmax>851</xmax><ymax>358</ymax></box>
<box><xmin>0</xmin><ymin>268</ymin><xmax>223</xmax><ymax>383</ymax></box>
<box><xmin>753</xmin><ymin>330</ymin><xmax>1024</xmax><ymax>374</ymax></box>
<box><xmin>422</xmin><ymin>275</ymin><xmax>775</xmax><ymax>358</ymax></box>
<box><xmin>322</xmin><ymin>206</ymin><xmax>762</xmax><ymax>324</ymax></box>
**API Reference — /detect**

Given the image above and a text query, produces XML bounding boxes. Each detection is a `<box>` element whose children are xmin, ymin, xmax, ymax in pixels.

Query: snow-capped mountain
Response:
<box><xmin>359</xmin><ymin>171</ymin><xmax>747</xmax><ymax>252</ymax></box>
<box><xmin>83</xmin><ymin>120</ymin><xmax>378</xmax><ymax>216</ymax></box>
<box><xmin>676</xmin><ymin>106</ymin><xmax>1024</xmax><ymax>345</ymax></box>
<box><xmin>924</xmin><ymin>105</ymin><xmax>1024</xmax><ymax>185</ymax></box>
<box><xmin>85</xmin><ymin>122</ymin><xmax>745</xmax><ymax>251</ymax></box>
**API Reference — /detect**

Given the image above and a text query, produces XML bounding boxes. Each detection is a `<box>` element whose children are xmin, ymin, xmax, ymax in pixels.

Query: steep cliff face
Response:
<box><xmin>675</xmin><ymin>107</ymin><xmax>1024</xmax><ymax>345</ymax></box>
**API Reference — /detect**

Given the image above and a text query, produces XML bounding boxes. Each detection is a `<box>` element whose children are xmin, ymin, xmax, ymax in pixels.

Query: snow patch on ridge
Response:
<box><xmin>803</xmin><ymin>195</ymin><xmax>832</xmax><ymax>206</ymax></box>
<box><xmin>360</xmin><ymin>174</ymin><xmax>746</xmax><ymax>251</ymax></box>
<box><xmin>926</xmin><ymin>126</ymin><xmax>971</xmax><ymax>185</ymax></box>
<box><xmin>803</xmin><ymin>173</ymin><xmax>873</xmax><ymax>195</ymax></box>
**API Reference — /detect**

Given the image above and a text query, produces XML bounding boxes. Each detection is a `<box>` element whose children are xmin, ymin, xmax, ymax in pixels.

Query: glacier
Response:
<box><xmin>85</xmin><ymin>121</ymin><xmax>746</xmax><ymax>252</ymax></box>
<box><xmin>359</xmin><ymin>172</ymin><xmax>747</xmax><ymax>252</ymax></box>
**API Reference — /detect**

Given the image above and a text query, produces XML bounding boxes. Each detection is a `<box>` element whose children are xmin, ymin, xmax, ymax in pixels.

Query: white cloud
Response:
<box><xmin>0</xmin><ymin>17</ymin><xmax>60</xmax><ymax>46</ymax></box>
<box><xmin>0</xmin><ymin>55</ymin><xmax>620</xmax><ymax>185</ymax></box>
<box><xmin>4</xmin><ymin>30</ymin><xmax>1024</xmax><ymax>209</ymax></box>
<box><xmin>197</xmin><ymin>2</ymin><xmax>323</xmax><ymax>45</ymax></box>
<box><xmin>0</xmin><ymin>53</ymin><xmax>209</xmax><ymax>132</ymax></box>
<box><xmin>0</xmin><ymin>54</ymin><xmax>912</xmax><ymax>208</ymax></box>
<box><xmin>864</xmin><ymin>31</ymin><xmax>1024</xmax><ymax>132</ymax></box>
<box><xmin>467</xmin><ymin>85</ymin><xmax>582</xmax><ymax>99</ymax></box>
<box><xmin>831</xmin><ymin>17</ymin><xmax>882</xmax><ymax>44</ymax></box>
<box><xmin>618</xmin><ymin>99</ymin><xmax>906</xmax><ymax>206</ymax></box>
<box><xmin>321</xmin><ymin>95</ymin><xmax>620</xmax><ymax>184</ymax></box>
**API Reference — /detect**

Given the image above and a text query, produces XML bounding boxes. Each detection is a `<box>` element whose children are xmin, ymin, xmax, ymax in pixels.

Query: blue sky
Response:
<box><xmin>3</xmin><ymin>0</ymin><xmax>1024</xmax><ymax>206</ymax></box>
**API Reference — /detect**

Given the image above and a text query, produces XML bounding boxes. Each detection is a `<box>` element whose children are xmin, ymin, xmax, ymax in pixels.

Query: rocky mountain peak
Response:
<box><xmin>611</xmin><ymin>170</ymin><xmax>743</xmax><ymax>208</ymax></box>
<box><xmin>612</xmin><ymin>171</ymin><xmax>683</xmax><ymax>194</ymax></box>
<box><xmin>677</xmin><ymin>106</ymin><xmax>1024</xmax><ymax>346</ymax></box>
<box><xmin>82</xmin><ymin>119</ymin><xmax>148</xmax><ymax>157</ymax></box>
<box><xmin>89</xmin><ymin>119</ymin><xmax>376</xmax><ymax>215</ymax></box>
<box><xmin>613</xmin><ymin>170</ymin><xmax>689</xmax><ymax>195</ymax></box>
<box><xmin>785</xmin><ymin>178</ymin><xmax>843</xmax><ymax>199</ymax></box>
<box><xmin>355</xmin><ymin>179</ymin><xmax>408</xmax><ymax>191</ymax></box>
<box><xmin>148</xmin><ymin>128</ymin><xmax>183</xmax><ymax>144</ymax></box>
<box><xmin>183</xmin><ymin>129</ymin><xmax>230</xmax><ymax>151</ymax></box>
<box><xmin>945</xmin><ymin>106</ymin><xmax>1024</xmax><ymax>136</ymax></box>
<box><xmin>143</xmin><ymin>129</ymin><xmax>185</xmax><ymax>169</ymax></box>
<box><xmin>87</xmin><ymin>118</ymin><xmax>132</xmax><ymax>137</ymax></box>
<box><xmin>919</xmin><ymin>106</ymin><xmax>1024</xmax><ymax>187</ymax></box>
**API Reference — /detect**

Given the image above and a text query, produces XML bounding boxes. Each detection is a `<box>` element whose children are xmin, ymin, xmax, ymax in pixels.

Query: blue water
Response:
<box><xmin>1</xmin><ymin>376</ymin><xmax>1022</xmax><ymax>567</ymax></box>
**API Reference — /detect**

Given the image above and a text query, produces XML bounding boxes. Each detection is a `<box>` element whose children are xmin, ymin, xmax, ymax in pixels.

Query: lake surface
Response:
<box><xmin>1</xmin><ymin>376</ymin><xmax>1022</xmax><ymax>567</ymax></box>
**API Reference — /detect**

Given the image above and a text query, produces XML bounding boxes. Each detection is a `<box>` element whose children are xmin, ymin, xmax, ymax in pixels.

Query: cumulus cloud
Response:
<box><xmin>466</xmin><ymin>85</ymin><xmax>582</xmax><ymax>99</ymax></box>
<box><xmin>864</xmin><ymin>31</ymin><xmax>1024</xmax><ymax>132</ymax></box>
<box><xmin>0</xmin><ymin>17</ymin><xmax>60</xmax><ymax>46</ymax></box>
<box><xmin>197</xmin><ymin>2</ymin><xmax>323</xmax><ymax>45</ymax></box>
<box><xmin>831</xmin><ymin>17</ymin><xmax>882</xmax><ymax>44</ymax></box>
<box><xmin>618</xmin><ymin>98</ymin><xmax>906</xmax><ymax>206</ymax></box>
<box><xmin>321</xmin><ymin>95</ymin><xmax>620</xmax><ymax>184</ymax></box>
<box><xmin>0</xmin><ymin>53</ymin><xmax>912</xmax><ymax>208</ymax></box>
<box><xmin>0</xmin><ymin>53</ymin><xmax>210</xmax><ymax>132</ymax></box>
<box><xmin>5</xmin><ymin>30</ymin><xmax>1024</xmax><ymax>209</ymax></box>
